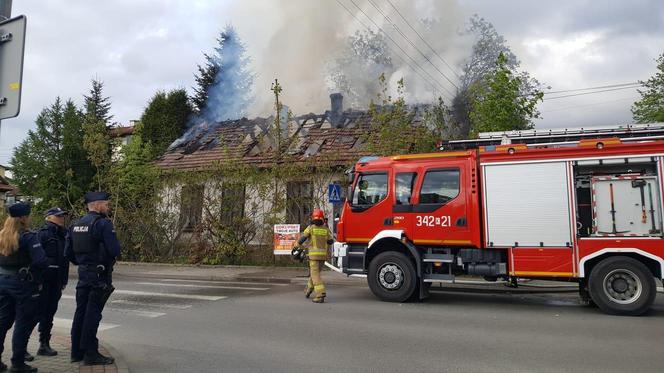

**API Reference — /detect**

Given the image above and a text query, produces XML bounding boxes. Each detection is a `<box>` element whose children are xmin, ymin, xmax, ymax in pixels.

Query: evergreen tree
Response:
<box><xmin>192</xmin><ymin>53</ymin><xmax>219</xmax><ymax>114</ymax></box>
<box><xmin>140</xmin><ymin>89</ymin><xmax>193</xmax><ymax>157</ymax></box>
<box><xmin>192</xmin><ymin>25</ymin><xmax>253</xmax><ymax>122</ymax></box>
<box><xmin>62</xmin><ymin>100</ymin><xmax>95</xmax><ymax>204</ymax></box>
<box><xmin>632</xmin><ymin>53</ymin><xmax>664</xmax><ymax>123</ymax></box>
<box><xmin>82</xmin><ymin>79</ymin><xmax>113</xmax><ymax>190</ymax></box>
<box><xmin>83</xmin><ymin>79</ymin><xmax>113</xmax><ymax>125</ymax></box>
<box><xmin>469</xmin><ymin>53</ymin><xmax>543</xmax><ymax>134</ymax></box>
<box><xmin>10</xmin><ymin>98</ymin><xmax>90</xmax><ymax>210</ymax></box>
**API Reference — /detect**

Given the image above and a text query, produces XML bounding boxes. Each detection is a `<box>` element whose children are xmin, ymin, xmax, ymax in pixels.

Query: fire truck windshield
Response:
<box><xmin>352</xmin><ymin>173</ymin><xmax>388</xmax><ymax>206</ymax></box>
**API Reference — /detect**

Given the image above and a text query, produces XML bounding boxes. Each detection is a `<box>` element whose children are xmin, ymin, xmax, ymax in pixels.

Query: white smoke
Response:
<box><xmin>230</xmin><ymin>0</ymin><xmax>471</xmax><ymax>116</ymax></box>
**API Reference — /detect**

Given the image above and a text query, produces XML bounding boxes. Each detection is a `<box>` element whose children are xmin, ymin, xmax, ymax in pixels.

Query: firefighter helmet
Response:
<box><xmin>311</xmin><ymin>209</ymin><xmax>324</xmax><ymax>220</ymax></box>
<box><xmin>291</xmin><ymin>246</ymin><xmax>305</xmax><ymax>263</ymax></box>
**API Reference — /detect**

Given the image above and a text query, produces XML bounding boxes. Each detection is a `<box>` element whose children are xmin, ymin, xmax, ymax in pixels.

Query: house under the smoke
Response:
<box><xmin>155</xmin><ymin>93</ymin><xmax>423</xmax><ymax>247</ymax></box>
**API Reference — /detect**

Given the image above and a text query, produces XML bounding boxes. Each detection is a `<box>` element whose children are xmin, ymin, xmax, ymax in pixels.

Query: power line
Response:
<box><xmin>364</xmin><ymin>0</ymin><xmax>459</xmax><ymax>90</ymax></box>
<box><xmin>542</xmin><ymin>95</ymin><xmax>639</xmax><ymax>114</ymax></box>
<box><xmin>334</xmin><ymin>0</ymin><xmax>447</xmax><ymax>99</ymax></box>
<box><xmin>543</xmin><ymin>85</ymin><xmax>643</xmax><ymax>100</ymax></box>
<box><xmin>544</xmin><ymin>82</ymin><xmax>643</xmax><ymax>95</ymax></box>
<box><xmin>383</xmin><ymin>0</ymin><xmax>461</xmax><ymax>79</ymax></box>
<box><xmin>345</xmin><ymin>0</ymin><xmax>455</xmax><ymax>99</ymax></box>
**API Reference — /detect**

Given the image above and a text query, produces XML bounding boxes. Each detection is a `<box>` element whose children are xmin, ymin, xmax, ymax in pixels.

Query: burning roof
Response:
<box><xmin>156</xmin><ymin>110</ymin><xmax>373</xmax><ymax>171</ymax></box>
<box><xmin>155</xmin><ymin>94</ymin><xmax>428</xmax><ymax>171</ymax></box>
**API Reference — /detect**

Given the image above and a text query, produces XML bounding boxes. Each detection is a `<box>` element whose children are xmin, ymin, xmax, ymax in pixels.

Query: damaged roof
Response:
<box><xmin>155</xmin><ymin>109</ymin><xmax>377</xmax><ymax>171</ymax></box>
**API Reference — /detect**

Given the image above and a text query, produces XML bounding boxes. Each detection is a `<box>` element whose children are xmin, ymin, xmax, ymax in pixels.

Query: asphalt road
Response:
<box><xmin>51</xmin><ymin>274</ymin><xmax>664</xmax><ymax>373</ymax></box>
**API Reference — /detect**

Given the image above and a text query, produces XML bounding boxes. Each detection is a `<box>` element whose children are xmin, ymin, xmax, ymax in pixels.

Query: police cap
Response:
<box><xmin>8</xmin><ymin>202</ymin><xmax>31</xmax><ymax>218</ymax></box>
<box><xmin>84</xmin><ymin>191</ymin><xmax>111</xmax><ymax>204</ymax></box>
<box><xmin>45</xmin><ymin>207</ymin><xmax>69</xmax><ymax>217</ymax></box>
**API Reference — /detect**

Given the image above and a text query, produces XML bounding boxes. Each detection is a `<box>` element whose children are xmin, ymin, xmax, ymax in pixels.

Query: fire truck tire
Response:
<box><xmin>368</xmin><ymin>251</ymin><xmax>417</xmax><ymax>302</ymax></box>
<box><xmin>588</xmin><ymin>256</ymin><xmax>656</xmax><ymax>316</ymax></box>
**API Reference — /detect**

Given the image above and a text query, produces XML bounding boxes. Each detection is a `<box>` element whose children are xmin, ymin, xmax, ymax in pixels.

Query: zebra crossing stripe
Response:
<box><xmin>114</xmin><ymin>290</ymin><xmax>227</xmax><ymax>301</ymax></box>
<box><xmin>53</xmin><ymin>317</ymin><xmax>118</xmax><ymax>331</ymax></box>
<box><xmin>159</xmin><ymin>278</ymin><xmax>289</xmax><ymax>286</ymax></box>
<box><xmin>136</xmin><ymin>282</ymin><xmax>270</xmax><ymax>291</ymax></box>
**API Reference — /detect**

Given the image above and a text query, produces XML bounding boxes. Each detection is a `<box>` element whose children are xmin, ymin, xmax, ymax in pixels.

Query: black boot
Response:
<box><xmin>8</xmin><ymin>363</ymin><xmax>37</xmax><ymax>373</ymax></box>
<box><xmin>22</xmin><ymin>353</ymin><xmax>33</xmax><ymax>363</ymax></box>
<box><xmin>83</xmin><ymin>351</ymin><xmax>114</xmax><ymax>366</ymax></box>
<box><xmin>37</xmin><ymin>341</ymin><xmax>58</xmax><ymax>357</ymax></box>
<box><xmin>70</xmin><ymin>355</ymin><xmax>83</xmax><ymax>363</ymax></box>
<box><xmin>0</xmin><ymin>361</ymin><xmax>7</xmax><ymax>372</ymax></box>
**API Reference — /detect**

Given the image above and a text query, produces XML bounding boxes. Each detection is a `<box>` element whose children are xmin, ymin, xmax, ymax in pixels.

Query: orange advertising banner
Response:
<box><xmin>273</xmin><ymin>224</ymin><xmax>301</xmax><ymax>255</ymax></box>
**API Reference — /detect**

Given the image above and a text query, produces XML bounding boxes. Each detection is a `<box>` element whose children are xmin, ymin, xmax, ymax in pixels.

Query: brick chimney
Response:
<box><xmin>329</xmin><ymin>93</ymin><xmax>344</xmax><ymax>128</ymax></box>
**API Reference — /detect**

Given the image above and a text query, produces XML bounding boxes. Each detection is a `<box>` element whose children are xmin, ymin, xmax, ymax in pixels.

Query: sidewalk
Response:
<box><xmin>2</xmin><ymin>332</ymin><xmax>128</xmax><ymax>373</ymax></box>
<box><xmin>112</xmin><ymin>262</ymin><xmax>582</xmax><ymax>294</ymax></box>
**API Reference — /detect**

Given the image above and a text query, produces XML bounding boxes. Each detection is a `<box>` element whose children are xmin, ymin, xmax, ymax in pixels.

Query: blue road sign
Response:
<box><xmin>328</xmin><ymin>184</ymin><xmax>342</xmax><ymax>204</ymax></box>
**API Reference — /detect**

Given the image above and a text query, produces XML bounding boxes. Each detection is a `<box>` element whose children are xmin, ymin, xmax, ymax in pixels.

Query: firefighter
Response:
<box><xmin>294</xmin><ymin>209</ymin><xmax>333</xmax><ymax>303</ymax></box>
<box><xmin>32</xmin><ymin>207</ymin><xmax>70</xmax><ymax>357</ymax></box>
<box><xmin>0</xmin><ymin>202</ymin><xmax>47</xmax><ymax>373</ymax></box>
<box><xmin>66</xmin><ymin>192</ymin><xmax>119</xmax><ymax>366</ymax></box>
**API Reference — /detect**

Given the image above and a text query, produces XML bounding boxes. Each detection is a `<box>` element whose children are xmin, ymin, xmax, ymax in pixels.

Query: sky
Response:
<box><xmin>1</xmin><ymin>0</ymin><xmax>663</xmax><ymax>165</ymax></box>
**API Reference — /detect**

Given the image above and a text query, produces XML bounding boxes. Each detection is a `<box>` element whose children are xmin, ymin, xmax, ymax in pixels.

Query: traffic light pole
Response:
<box><xmin>0</xmin><ymin>0</ymin><xmax>11</xmax><ymax>131</ymax></box>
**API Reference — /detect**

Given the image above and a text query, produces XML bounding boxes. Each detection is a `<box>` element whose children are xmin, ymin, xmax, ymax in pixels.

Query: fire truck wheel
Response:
<box><xmin>588</xmin><ymin>256</ymin><xmax>656</xmax><ymax>316</ymax></box>
<box><xmin>368</xmin><ymin>251</ymin><xmax>417</xmax><ymax>302</ymax></box>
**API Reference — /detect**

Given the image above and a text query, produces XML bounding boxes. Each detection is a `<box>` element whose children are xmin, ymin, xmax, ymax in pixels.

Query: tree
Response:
<box><xmin>192</xmin><ymin>25</ymin><xmax>253</xmax><ymax>122</ymax></box>
<box><xmin>83</xmin><ymin>79</ymin><xmax>113</xmax><ymax>125</ymax></box>
<box><xmin>365</xmin><ymin>74</ymin><xmax>438</xmax><ymax>156</ymax></box>
<box><xmin>451</xmin><ymin>15</ymin><xmax>542</xmax><ymax>138</ymax></box>
<box><xmin>327</xmin><ymin>30</ymin><xmax>394</xmax><ymax>108</ymax></box>
<box><xmin>140</xmin><ymin>89</ymin><xmax>193</xmax><ymax>157</ymax></box>
<box><xmin>82</xmin><ymin>79</ymin><xmax>113</xmax><ymax>190</ymax></box>
<box><xmin>10</xmin><ymin>98</ymin><xmax>90</xmax><ymax>210</ymax></box>
<box><xmin>469</xmin><ymin>53</ymin><xmax>543</xmax><ymax>134</ymax></box>
<box><xmin>632</xmin><ymin>53</ymin><xmax>664</xmax><ymax>123</ymax></box>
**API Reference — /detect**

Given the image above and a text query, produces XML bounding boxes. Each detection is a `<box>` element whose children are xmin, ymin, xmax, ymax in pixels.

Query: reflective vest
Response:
<box><xmin>302</xmin><ymin>225</ymin><xmax>332</xmax><ymax>260</ymax></box>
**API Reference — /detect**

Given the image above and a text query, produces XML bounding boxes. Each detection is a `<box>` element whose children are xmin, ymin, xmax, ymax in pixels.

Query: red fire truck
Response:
<box><xmin>330</xmin><ymin>126</ymin><xmax>664</xmax><ymax>316</ymax></box>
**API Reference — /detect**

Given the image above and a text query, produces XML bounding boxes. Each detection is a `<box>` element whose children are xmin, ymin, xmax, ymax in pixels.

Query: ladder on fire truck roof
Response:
<box><xmin>443</xmin><ymin>122</ymin><xmax>664</xmax><ymax>150</ymax></box>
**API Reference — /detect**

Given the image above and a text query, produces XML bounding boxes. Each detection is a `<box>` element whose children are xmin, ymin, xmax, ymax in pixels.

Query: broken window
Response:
<box><xmin>286</xmin><ymin>182</ymin><xmax>313</xmax><ymax>226</ymax></box>
<box><xmin>179</xmin><ymin>184</ymin><xmax>204</xmax><ymax>231</ymax></box>
<box><xmin>220</xmin><ymin>183</ymin><xmax>246</xmax><ymax>225</ymax></box>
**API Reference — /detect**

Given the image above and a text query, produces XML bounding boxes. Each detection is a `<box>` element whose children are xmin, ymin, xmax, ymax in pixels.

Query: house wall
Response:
<box><xmin>157</xmin><ymin>171</ymin><xmax>346</xmax><ymax>249</ymax></box>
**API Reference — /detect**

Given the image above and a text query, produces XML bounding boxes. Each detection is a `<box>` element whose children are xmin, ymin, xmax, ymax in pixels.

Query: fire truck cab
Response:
<box><xmin>331</xmin><ymin>128</ymin><xmax>664</xmax><ymax>316</ymax></box>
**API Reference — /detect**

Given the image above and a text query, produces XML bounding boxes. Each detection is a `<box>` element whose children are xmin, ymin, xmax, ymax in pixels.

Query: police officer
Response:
<box><xmin>65</xmin><ymin>192</ymin><xmax>119</xmax><ymax>366</ymax></box>
<box><xmin>32</xmin><ymin>208</ymin><xmax>70</xmax><ymax>357</ymax></box>
<box><xmin>294</xmin><ymin>209</ymin><xmax>333</xmax><ymax>303</ymax></box>
<box><xmin>0</xmin><ymin>203</ymin><xmax>47</xmax><ymax>373</ymax></box>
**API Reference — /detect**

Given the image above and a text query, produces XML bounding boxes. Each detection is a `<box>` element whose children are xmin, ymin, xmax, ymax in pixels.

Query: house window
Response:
<box><xmin>286</xmin><ymin>182</ymin><xmax>313</xmax><ymax>226</ymax></box>
<box><xmin>220</xmin><ymin>183</ymin><xmax>246</xmax><ymax>225</ymax></box>
<box><xmin>179</xmin><ymin>184</ymin><xmax>204</xmax><ymax>231</ymax></box>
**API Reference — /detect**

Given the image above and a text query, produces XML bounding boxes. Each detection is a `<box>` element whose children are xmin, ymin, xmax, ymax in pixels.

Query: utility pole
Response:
<box><xmin>0</xmin><ymin>0</ymin><xmax>12</xmax><ymax>132</ymax></box>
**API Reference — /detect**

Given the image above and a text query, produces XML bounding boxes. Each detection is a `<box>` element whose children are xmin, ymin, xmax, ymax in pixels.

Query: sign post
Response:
<box><xmin>328</xmin><ymin>183</ymin><xmax>342</xmax><ymax>204</ymax></box>
<box><xmin>0</xmin><ymin>13</ymin><xmax>26</xmax><ymax>121</ymax></box>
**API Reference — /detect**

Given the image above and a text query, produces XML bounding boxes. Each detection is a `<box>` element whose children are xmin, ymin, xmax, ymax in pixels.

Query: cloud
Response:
<box><xmin>2</xmin><ymin>0</ymin><xmax>662</xmax><ymax>165</ymax></box>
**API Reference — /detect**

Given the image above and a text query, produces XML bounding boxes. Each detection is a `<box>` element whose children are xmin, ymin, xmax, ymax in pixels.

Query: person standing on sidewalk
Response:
<box><xmin>65</xmin><ymin>192</ymin><xmax>119</xmax><ymax>366</ymax></box>
<box><xmin>295</xmin><ymin>209</ymin><xmax>333</xmax><ymax>303</ymax></box>
<box><xmin>32</xmin><ymin>208</ymin><xmax>70</xmax><ymax>357</ymax></box>
<box><xmin>0</xmin><ymin>203</ymin><xmax>47</xmax><ymax>373</ymax></box>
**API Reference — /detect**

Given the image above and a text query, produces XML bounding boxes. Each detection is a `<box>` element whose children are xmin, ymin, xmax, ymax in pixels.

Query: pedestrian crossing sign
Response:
<box><xmin>328</xmin><ymin>184</ymin><xmax>342</xmax><ymax>204</ymax></box>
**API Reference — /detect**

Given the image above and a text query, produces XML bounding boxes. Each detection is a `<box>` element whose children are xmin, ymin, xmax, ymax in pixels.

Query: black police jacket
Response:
<box><xmin>38</xmin><ymin>221</ymin><xmax>70</xmax><ymax>285</ymax></box>
<box><xmin>65</xmin><ymin>212</ymin><xmax>120</xmax><ymax>284</ymax></box>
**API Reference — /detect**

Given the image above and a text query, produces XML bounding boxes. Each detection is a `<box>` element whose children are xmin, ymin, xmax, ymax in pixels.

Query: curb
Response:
<box><xmin>100</xmin><ymin>341</ymin><xmax>130</xmax><ymax>373</ymax></box>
